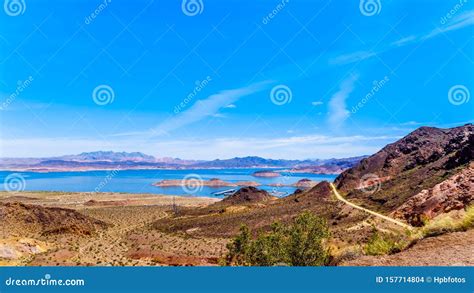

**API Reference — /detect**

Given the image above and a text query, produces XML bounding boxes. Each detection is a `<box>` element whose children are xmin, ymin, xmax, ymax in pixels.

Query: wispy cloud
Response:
<box><xmin>424</xmin><ymin>10</ymin><xmax>474</xmax><ymax>39</ymax></box>
<box><xmin>391</xmin><ymin>35</ymin><xmax>417</xmax><ymax>47</ymax></box>
<box><xmin>332</xmin><ymin>10</ymin><xmax>474</xmax><ymax>65</ymax></box>
<box><xmin>311</xmin><ymin>101</ymin><xmax>323</xmax><ymax>106</ymax></box>
<box><xmin>150</xmin><ymin>82</ymin><xmax>269</xmax><ymax>136</ymax></box>
<box><xmin>330</xmin><ymin>50</ymin><xmax>376</xmax><ymax>65</ymax></box>
<box><xmin>392</xmin><ymin>10</ymin><xmax>474</xmax><ymax>47</ymax></box>
<box><xmin>108</xmin><ymin>82</ymin><xmax>269</xmax><ymax>138</ymax></box>
<box><xmin>327</xmin><ymin>74</ymin><xmax>359</xmax><ymax>127</ymax></box>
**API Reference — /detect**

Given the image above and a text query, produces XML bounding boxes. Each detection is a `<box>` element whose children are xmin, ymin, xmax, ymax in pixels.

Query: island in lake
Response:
<box><xmin>252</xmin><ymin>170</ymin><xmax>281</xmax><ymax>177</ymax></box>
<box><xmin>153</xmin><ymin>178</ymin><xmax>260</xmax><ymax>187</ymax></box>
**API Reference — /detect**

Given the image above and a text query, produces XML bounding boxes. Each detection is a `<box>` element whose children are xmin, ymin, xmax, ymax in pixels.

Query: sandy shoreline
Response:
<box><xmin>0</xmin><ymin>191</ymin><xmax>220</xmax><ymax>209</ymax></box>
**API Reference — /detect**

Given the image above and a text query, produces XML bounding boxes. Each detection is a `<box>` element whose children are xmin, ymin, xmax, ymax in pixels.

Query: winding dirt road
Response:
<box><xmin>329</xmin><ymin>183</ymin><xmax>412</xmax><ymax>230</ymax></box>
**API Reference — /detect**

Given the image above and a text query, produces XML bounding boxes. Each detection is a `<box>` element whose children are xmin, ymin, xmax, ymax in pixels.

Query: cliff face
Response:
<box><xmin>333</xmin><ymin>124</ymin><xmax>474</xmax><ymax>214</ymax></box>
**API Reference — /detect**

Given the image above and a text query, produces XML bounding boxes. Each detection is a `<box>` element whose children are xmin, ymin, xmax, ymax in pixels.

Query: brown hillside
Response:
<box><xmin>0</xmin><ymin>202</ymin><xmax>108</xmax><ymax>237</ymax></box>
<box><xmin>334</xmin><ymin>124</ymin><xmax>473</xmax><ymax>213</ymax></box>
<box><xmin>151</xmin><ymin>182</ymin><xmax>360</xmax><ymax>238</ymax></box>
<box><xmin>222</xmin><ymin>186</ymin><xmax>275</xmax><ymax>205</ymax></box>
<box><xmin>393</xmin><ymin>162</ymin><xmax>474</xmax><ymax>226</ymax></box>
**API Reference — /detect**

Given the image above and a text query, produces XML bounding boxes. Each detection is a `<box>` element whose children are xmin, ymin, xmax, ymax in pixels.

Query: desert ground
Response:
<box><xmin>0</xmin><ymin>191</ymin><xmax>229</xmax><ymax>266</ymax></box>
<box><xmin>1</xmin><ymin>186</ymin><xmax>472</xmax><ymax>267</ymax></box>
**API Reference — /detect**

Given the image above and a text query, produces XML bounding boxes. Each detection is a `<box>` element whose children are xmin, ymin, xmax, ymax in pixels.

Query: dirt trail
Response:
<box><xmin>342</xmin><ymin>228</ymin><xmax>474</xmax><ymax>266</ymax></box>
<box><xmin>330</xmin><ymin>183</ymin><xmax>412</xmax><ymax>230</ymax></box>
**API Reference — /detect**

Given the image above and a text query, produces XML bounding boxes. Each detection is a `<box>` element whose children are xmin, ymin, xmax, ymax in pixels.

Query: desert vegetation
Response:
<box><xmin>224</xmin><ymin>211</ymin><xmax>330</xmax><ymax>266</ymax></box>
<box><xmin>420</xmin><ymin>204</ymin><xmax>474</xmax><ymax>237</ymax></box>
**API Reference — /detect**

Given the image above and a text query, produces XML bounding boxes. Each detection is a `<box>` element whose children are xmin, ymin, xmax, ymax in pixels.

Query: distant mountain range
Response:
<box><xmin>59</xmin><ymin>151</ymin><xmax>157</xmax><ymax>162</ymax></box>
<box><xmin>0</xmin><ymin>151</ymin><xmax>367</xmax><ymax>174</ymax></box>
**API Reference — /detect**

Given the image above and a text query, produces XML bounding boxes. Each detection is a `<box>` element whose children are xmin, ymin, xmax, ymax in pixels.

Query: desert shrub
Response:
<box><xmin>460</xmin><ymin>205</ymin><xmax>474</xmax><ymax>230</ymax></box>
<box><xmin>224</xmin><ymin>211</ymin><xmax>330</xmax><ymax>266</ymax></box>
<box><xmin>421</xmin><ymin>205</ymin><xmax>474</xmax><ymax>237</ymax></box>
<box><xmin>421</xmin><ymin>216</ymin><xmax>456</xmax><ymax>237</ymax></box>
<box><xmin>330</xmin><ymin>247</ymin><xmax>363</xmax><ymax>265</ymax></box>
<box><xmin>364</xmin><ymin>231</ymin><xmax>404</xmax><ymax>255</ymax></box>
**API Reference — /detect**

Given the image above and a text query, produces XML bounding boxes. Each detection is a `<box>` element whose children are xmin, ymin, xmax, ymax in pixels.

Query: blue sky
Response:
<box><xmin>0</xmin><ymin>0</ymin><xmax>473</xmax><ymax>159</ymax></box>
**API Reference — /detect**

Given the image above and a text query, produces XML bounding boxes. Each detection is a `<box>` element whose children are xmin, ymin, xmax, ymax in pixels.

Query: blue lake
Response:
<box><xmin>0</xmin><ymin>169</ymin><xmax>337</xmax><ymax>198</ymax></box>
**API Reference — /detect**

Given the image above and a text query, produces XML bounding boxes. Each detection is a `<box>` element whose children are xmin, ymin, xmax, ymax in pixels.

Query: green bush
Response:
<box><xmin>224</xmin><ymin>211</ymin><xmax>330</xmax><ymax>266</ymax></box>
<box><xmin>421</xmin><ymin>205</ymin><xmax>474</xmax><ymax>237</ymax></box>
<box><xmin>461</xmin><ymin>205</ymin><xmax>474</xmax><ymax>230</ymax></box>
<box><xmin>364</xmin><ymin>231</ymin><xmax>404</xmax><ymax>256</ymax></box>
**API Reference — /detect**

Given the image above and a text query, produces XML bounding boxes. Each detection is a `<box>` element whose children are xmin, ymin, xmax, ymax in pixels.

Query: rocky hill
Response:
<box><xmin>393</xmin><ymin>162</ymin><xmax>473</xmax><ymax>226</ymax></box>
<box><xmin>334</xmin><ymin>124</ymin><xmax>474</xmax><ymax>217</ymax></box>
<box><xmin>222</xmin><ymin>187</ymin><xmax>275</xmax><ymax>205</ymax></box>
<box><xmin>0</xmin><ymin>202</ymin><xmax>108</xmax><ymax>237</ymax></box>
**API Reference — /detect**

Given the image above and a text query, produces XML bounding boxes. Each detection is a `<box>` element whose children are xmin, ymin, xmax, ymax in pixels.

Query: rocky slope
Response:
<box><xmin>393</xmin><ymin>162</ymin><xmax>474</xmax><ymax>226</ymax></box>
<box><xmin>342</xmin><ymin>228</ymin><xmax>474</xmax><ymax>266</ymax></box>
<box><xmin>152</xmin><ymin>182</ymin><xmax>348</xmax><ymax>238</ymax></box>
<box><xmin>334</xmin><ymin>124</ymin><xmax>474</xmax><ymax>214</ymax></box>
<box><xmin>222</xmin><ymin>187</ymin><xmax>275</xmax><ymax>205</ymax></box>
<box><xmin>0</xmin><ymin>202</ymin><xmax>108</xmax><ymax>237</ymax></box>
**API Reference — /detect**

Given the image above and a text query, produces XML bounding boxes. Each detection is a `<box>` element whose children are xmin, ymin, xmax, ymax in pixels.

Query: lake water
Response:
<box><xmin>0</xmin><ymin>169</ymin><xmax>337</xmax><ymax>198</ymax></box>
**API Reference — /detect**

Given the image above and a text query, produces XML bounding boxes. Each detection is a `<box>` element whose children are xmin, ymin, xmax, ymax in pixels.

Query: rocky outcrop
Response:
<box><xmin>222</xmin><ymin>187</ymin><xmax>276</xmax><ymax>205</ymax></box>
<box><xmin>285</xmin><ymin>181</ymin><xmax>332</xmax><ymax>204</ymax></box>
<box><xmin>393</xmin><ymin>163</ymin><xmax>474</xmax><ymax>226</ymax></box>
<box><xmin>335</xmin><ymin>124</ymin><xmax>473</xmax><ymax>192</ymax></box>
<box><xmin>292</xmin><ymin>179</ymin><xmax>318</xmax><ymax>188</ymax></box>
<box><xmin>333</xmin><ymin>124</ymin><xmax>473</xmax><ymax>212</ymax></box>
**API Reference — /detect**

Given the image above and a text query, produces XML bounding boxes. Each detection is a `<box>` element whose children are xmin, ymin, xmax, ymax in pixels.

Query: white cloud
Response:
<box><xmin>225</xmin><ymin>104</ymin><xmax>236</xmax><ymax>108</ymax></box>
<box><xmin>391</xmin><ymin>35</ymin><xmax>417</xmax><ymax>47</ymax></box>
<box><xmin>400</xmin><ymin>121</ymin><xmax>421</xmax><ymax>126</ymax></box>
<box><xmin>327</xmin><ymin>74</ymin><xmax>358</xmax><ymax>127</ymax></box>
<box><xmin>148</xmin><ymin>81</ymin><xmax>269</xmax><ymax>136</ymax></box>
<box><xmin>332</xmin><ymin>10</ymin><xmax>474</xmax><ymax>65</ymax></box>
<box><xmin>425</xmin><ymin>10</ymin><xmax>474</xmax><ymax>38</ymax></box>
<box><xmin>311</xmin><ymin>101</ymin><xmax>323</xmax><ymax>106</ymax></box>
<box><xmin>329</xmin><ymin>50</ymin><xmax>376</xmax><ymax>65</ymax></box>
